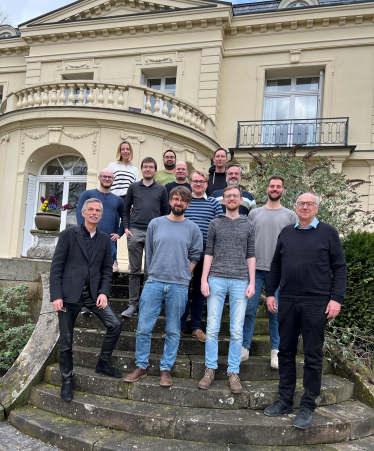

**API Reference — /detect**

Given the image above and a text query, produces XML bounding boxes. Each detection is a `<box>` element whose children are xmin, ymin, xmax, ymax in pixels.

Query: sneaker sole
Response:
<box><xmin>264</xmin><ymin>407</ymin><xmax>294</xmax><ymax>417</ymax></box>
<box><xmin>123</xmin><ymin>373</ymin><xmax>147</xmax><ymax>383</ymax></box>
<box><xmin>121</xmin><ymin>313</ymin><xmax>138</xmax><ymax>318</ymax></box>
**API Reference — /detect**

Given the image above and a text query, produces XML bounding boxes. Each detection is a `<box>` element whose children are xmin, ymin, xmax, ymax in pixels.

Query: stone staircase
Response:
<box><xmin>8</xmin><ymin>272</ymin><xmax>374</xmax><ymax>450</ymax></box>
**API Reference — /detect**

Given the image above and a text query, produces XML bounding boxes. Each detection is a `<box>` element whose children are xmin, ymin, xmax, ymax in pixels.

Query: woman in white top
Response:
<box><xmin>108</xmin><ymin>141</ymin><xmax>140</xmax><ymax>201</ymax></box>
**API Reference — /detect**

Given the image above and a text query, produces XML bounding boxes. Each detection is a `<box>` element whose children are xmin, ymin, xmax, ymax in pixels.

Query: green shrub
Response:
<box><xmin>0</xmin><ymin>284</ymin><xmax>35</xmax><ymax>375</ymax></box>
<box><xmin>332</xmin><ymin>232</ymin><xmax>374</xmax><ymax>334</ymax></box>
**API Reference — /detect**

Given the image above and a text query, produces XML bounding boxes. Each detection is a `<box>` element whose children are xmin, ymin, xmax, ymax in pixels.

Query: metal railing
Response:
<box><xmin>236</xmin><ymin>118</ymin><xmax>349</xmax><ymax>147</ymax></box>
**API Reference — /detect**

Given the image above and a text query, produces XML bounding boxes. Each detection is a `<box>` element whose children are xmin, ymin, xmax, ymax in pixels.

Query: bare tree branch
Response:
<box><xmin>0</xmin><ymin>7</ymin><xmax>10</xmax><ymax>26</ymax></box>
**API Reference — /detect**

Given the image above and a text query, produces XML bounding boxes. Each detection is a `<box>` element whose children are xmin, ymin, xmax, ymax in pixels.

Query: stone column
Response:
<box><xmin>26</xmin><ymin>230</ymin><xmax>60</xmax><ymax>260</ymax></box>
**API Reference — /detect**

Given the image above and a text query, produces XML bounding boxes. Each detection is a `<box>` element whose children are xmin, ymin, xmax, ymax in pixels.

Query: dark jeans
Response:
<box><xmin>278</xmin><ymin>296</ymin><xmax>329</xmax><ymax>410</ymax></box>
<box><xmin>127</xmin><ymin>228</ymin><xmax>148</xmax><ymax>307</ymax></box>
<box><xmin>181</xmin><ymin>258</ymin><xmax>204</xmax><ymax>331</ymax></box>
<box><xmin>58</xmin><ymin>290</ymin><xmax>122</xmax><ymax>383</ymax></box>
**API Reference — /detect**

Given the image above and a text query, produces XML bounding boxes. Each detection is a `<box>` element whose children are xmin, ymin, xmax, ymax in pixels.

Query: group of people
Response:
<box><xmin>50</xmin><ymin>143</ymin><xmax>347</xmax><ymax>431</ymax></box>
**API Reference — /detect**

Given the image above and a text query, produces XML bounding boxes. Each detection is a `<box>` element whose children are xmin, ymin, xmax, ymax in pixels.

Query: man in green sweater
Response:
<box><xmin>264</xmin><ymin>192</ymin><xmax>347</xmax><ymax>430</ymax></box>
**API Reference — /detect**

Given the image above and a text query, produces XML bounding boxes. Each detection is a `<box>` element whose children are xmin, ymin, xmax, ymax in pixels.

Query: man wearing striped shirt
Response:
<box><xmin>182</xmin><ymin>170</ymin><xmax>223</xmax><ymax>342</ymax></box>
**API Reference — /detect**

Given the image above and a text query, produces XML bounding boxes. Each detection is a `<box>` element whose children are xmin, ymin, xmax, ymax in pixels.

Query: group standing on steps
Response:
<box><xmin>49</xmin><ymin>143</ymin><xmax>347</xmax><ymax>431</ymax></box>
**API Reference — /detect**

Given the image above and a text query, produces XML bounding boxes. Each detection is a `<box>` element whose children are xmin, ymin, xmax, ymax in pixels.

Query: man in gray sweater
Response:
<box><xmin>122</xmin><ymin>157</ymin><xmax>169</xmax><ymax>317</ymax></box>
<box><xmin>199</xmin><ymin>185</ymin><xmax>256</xmax><ymax>394</ymax></box>
<box><xmin>242</xmin><ymin>176</ymin><xmax>297</xmax><ymax>369</ymax></box>
<box><xmin>124</xmin><ymin>186</ymin><xmax>203</xmax><ymax>387</ymax></box>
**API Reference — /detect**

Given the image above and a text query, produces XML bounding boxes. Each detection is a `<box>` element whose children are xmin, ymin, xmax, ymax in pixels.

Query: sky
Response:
<box><xmin>2</xmin><ymin>0</ymin><xmax>258</xmax><ymax>27</ymax></box>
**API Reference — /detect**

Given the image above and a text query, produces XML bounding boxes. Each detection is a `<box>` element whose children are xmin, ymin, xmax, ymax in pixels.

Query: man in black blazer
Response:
<box><xmin>50</xmin><ymin>198</ymin><xmax>122</xmax><ymax>402</ymax></box>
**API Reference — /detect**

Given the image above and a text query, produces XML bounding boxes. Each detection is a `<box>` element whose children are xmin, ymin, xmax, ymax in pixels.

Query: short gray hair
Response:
<box><xmin>296</xmin><ymin>193</ymin><xmax>320</xmax><ymax>205</ymax></box>
<box><xmin>81</xmin><ymin>198</ymin><xmax>103</xmax><ymax>213</ymax></box>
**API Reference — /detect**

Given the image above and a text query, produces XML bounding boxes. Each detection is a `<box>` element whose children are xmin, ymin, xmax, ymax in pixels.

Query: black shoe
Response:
<box><xmin>293</xmin><ymin>407</ymin><xmax>314</xmax><ymax>429</ymax></box>
<box><xmin>81</xmin><ymin>307</ymin><xmax>92</xmax><ymax>316</ymax></box>
<box><xmin>60</xmin><ymin>383</ymin><xmax>73</xmax><ymax>402</ymax></box>
<box><xmin>95</xmin><ymin>361</ymin><xmax>122</xmax><ymax>378</ymax></box>
<box><xmin>264</xmin><ymin>398</ymin><xmax>294</xmax><ymax>417</ymax></box>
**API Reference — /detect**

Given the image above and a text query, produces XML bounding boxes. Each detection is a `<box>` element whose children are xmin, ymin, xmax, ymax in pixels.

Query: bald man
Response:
<box><xmin>165</xmin><ymin>162</ymin><xmax>191</xmax><ymax>198</ymax></box>
<box><xmin>77</xmin><ymin>168</ymin><xmax>125</xmax><ymax>285</ymax></box>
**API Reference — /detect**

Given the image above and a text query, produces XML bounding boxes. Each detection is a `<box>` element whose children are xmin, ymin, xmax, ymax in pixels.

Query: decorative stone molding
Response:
<box><xmin>278</xmin><ymin>0</ymin><xmax>319</xmax><ymax>8</ymax></box>
<box><xmin>21</xmin><ymin>128</ymin><xmax>99</xmax><ymax>154</ymax></box>
<box><xmin>120</xmin><ymin>131</ymin><xmax>146</xmax><ymax>142</ymax></box>
<box><xmin>0</xmin><ymin>133</ymin><xmax>10</xmax><ymax>145</ymax></box>
<box><xmin>66</xmin><ymin>62</ymin><xmax>90</xmax><ymax>69</ymax></box>
<box><xmin>290</xmin><ymin>49</ymin><xmax>302</xmax><ymax>64</ymax></box>
<box><xmin>145</xmin><ymin>56</ymin><xmax>173</xmax><ymax>64</ymax></box>
<box><xmin>27</xmin><ymin>230</ymin><xmax>60</xmax><ymax>260</ymax></box>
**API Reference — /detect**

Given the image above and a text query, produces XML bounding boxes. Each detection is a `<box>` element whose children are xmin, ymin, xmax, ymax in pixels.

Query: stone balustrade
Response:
<box><xmin>6</xmin><ymin>81</ymin><xmax>213</xmax><ymax>134</ymax></box>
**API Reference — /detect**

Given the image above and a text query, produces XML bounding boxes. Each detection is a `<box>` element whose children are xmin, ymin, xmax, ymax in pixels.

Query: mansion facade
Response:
<box><xmin>0</xmin><ymin>0</ymin><xmax>373</xmax><ymax>266</ymax></box>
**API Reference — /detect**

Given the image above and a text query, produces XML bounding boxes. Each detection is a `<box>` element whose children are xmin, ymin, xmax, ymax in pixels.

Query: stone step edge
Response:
<box><xmin>10</xmin><ymin>406</ymin><xmax>340</xmax><ymax>451</ymax></box>
<box><xmin>45</xmin><ymin>363</ymin><xmax>354</xmax><ymax>410</ymax></box>
<box><xmin>29</xmin><ymin>384</ymin><xmax>374</xmax><ymax>446</ymax></box>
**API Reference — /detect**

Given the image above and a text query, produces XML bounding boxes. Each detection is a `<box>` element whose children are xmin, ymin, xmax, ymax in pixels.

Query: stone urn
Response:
<box><xmin>34</xmin><ymin>212</ymin><xmax>61</xmax><ymax>231</ymax></box>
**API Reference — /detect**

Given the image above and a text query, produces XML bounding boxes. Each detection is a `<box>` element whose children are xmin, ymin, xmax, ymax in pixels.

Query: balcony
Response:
<box><xmin>236</xmin><ymin>118</ymin><xmax>349</xmax><ymax>148</ymax></box>
<box><xmin>0</xmin><ymin>81</ymin><xmax>215</xmax><ymax>138</ymax></box>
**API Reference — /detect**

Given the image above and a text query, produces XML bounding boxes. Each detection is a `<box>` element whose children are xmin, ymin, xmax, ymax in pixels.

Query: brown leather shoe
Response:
<box><xmin>198</xmin><ymin>367</ymin><xmax>215</xmax><ymax>390</ymax></box>
<box><xmin>191</xmin><ymin>329</ymin><xmax>206</xmax><ymax>342</ymax></box>
<box><xmin>228</xmin><ymin>371</ymin><xmax>242</xmax><ymax>394</ymax></box>
<box><xmin>123</xmin><ymin>366</ymin><xmax>147</xmax><ymax>382</ymax></box>
<box><xmin>162</xmin><ymin>331</ymin><xmax>184</xmax><ymax>339</ymax></box>
<box><xmin>160</xmin><ymin>370</ymin><xmax>173</xmax><ymax>387</ymax></box>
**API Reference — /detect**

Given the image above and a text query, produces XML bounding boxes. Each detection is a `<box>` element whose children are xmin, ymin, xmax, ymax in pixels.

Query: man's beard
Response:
<box><xmin>268</xmin><ymin>192</ymin><xmax>282</xmax><ymax>201</ymax></box>
<box><xmin>225</xmin><ymin>203</ymin><xmax>239</xmax><ymax>211</ymax></box>
<box><xmin>171</xmin><ymin>206</ymin><xmax>186</xmax><ymax>216</ymax></box>
<box><xmin>227</xmin><ymin>179</ymin><xmax>239</xmax><ymax>186</ymax></box>
<box><xmin>164</xmin><ymin>162</ymin><xmax>176</xmax><ymax>170</ymax></box>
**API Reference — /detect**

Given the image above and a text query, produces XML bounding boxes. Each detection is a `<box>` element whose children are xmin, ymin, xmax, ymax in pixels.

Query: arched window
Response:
<box><xmin>37</xmin><ymin>155</ymin><xmax>87</xmax><ymax>229</ymax></box>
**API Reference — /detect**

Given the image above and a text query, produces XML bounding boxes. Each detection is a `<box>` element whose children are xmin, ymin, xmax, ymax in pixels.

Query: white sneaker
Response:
<box><xmin>241</xmin><ymin>346</ymin><xmax>249</xmax><ymax>362</ymax></box>
<box><xmin>112</xmin><ymin>260</ymin><xmax>119</xmax><ymax>272</ymax></box>
<box><xmin>271</xmin><ymin>349</ymin><xmax>279</xmax><ymax>369</ymax></box>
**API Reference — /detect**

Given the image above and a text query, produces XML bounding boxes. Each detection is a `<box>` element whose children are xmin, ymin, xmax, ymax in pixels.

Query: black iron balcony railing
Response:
<box><xmin>236</xmin><ymin>118</ymin><xmax>349</xmax><ymax>148</ymax></box>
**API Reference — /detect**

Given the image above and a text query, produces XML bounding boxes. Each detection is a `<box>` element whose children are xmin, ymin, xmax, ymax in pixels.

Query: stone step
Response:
<box><xmin>72</xmin><ymin>329</ymin><xmax>292</xmax><ymax>356</ymax></box>
<box><xmin>71</xmin><ymin>345</ymin><xmax>304</xmax><ymax>381</ymax></box>
<box><xmin>28</xmin><ymin>384</ymin><xmax>374</xmax><ymax>446</ymax></box>
<box><xmin>71</xmin><ymin>345</ymin><xmax>191</xmax><ymax>378</ymax></box>
<box><xmin>75</xmin><ymin>313</ymin><xmax>270</xmax><ymax>335</ymax></box>
<box><xmin>45</xmin><ymin>364</ymin><xmax>353</xmax><ymax>411</ymax></box>
<box><xmin>10</xmin><ymin>406</ymin><xmax>340</xmax><ymax>451</ymax></box>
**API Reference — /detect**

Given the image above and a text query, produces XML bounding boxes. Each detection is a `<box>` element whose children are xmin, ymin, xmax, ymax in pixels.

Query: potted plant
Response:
<box><xmin>34</xmin><ymin>195</ymin><xmax>70</xmax><ymax>231</ymax></box>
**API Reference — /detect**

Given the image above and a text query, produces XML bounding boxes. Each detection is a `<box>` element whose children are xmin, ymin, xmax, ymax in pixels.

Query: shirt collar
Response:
<box><xmin>192</xmin><ymin>193</ymin><xmax>207</xmax><ymax>199</ymax></box>
<box><xmin>295</xmin><ymin>217</ymin><xmax>319</xmax><ymax>229</ymax></box>
<box><xmin>139</xmin><ymin>179</ymin><xmax>154</xmax><ymax>187</ymax></box>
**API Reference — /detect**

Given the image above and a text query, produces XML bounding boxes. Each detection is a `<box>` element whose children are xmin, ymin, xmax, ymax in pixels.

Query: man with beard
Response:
<box><xmin>121</xmin><ymin>157</ymin><xmax>169</xmax><ymax>317</ymax></box>
<box><xmin>206</xmin><ymin>148</ymin><xmax>229</xmax><ymax>196</ymax></box>
<box><xmin>241</xmin><ymin>176</ymin><xmax>297</xmax><ymax>369</ymax></box>
<box><xmin>123</xmin><ymin>186</ymin><xmax>203</xmax><ymax>387</ymax></box>
<box><xmin>199</xmin><ymin>185</ymin><xmax>255</xmax><ymax>394</ymax></box>
<box><xmin>211</xmin><ymin>164</ymin><xmax>256</xmax><ymax>215</ymax></box>
<box><xmin>50</xmin><ymin>198</ymin><xmax>123</xmax><ymax>402</ymax></box>
<box><xmin>154</xmin><ymin>150</ymin><xmax>177</xmax><ymax>185</ymax></box>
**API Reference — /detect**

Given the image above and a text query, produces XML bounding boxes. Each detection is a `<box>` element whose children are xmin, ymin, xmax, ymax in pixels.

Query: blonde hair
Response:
<box><xmin>116</xmin><ymin>141</ymin><xmax>134</xmax><ymax>163</ymax></box>
<box><xmin>190</xmin><ymin>170</ymin><xmax>208</xmax><ymax>182</ymax></box>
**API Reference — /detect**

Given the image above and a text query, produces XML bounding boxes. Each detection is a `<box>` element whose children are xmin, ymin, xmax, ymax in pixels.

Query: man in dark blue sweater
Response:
<box><xmin>264</xmin><ymin>192</ymin><xmax>347</xmax><ymax>430</ymax></box>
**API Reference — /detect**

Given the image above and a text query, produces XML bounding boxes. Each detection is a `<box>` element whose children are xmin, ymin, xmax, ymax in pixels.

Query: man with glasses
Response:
<box><xmin>182</xmin><ymin>170</ymin><xmax>223</xmax><ymax>342</ymax></box>
<box><xmin>121</xmin><ymin>157</ymin><xmax>169</xmax><ymax>317</ymax></box>
<box><xmin>77</xmin><ymin>169</ymin><xmax>125</xmax><ymax>314</ymax></box>
<box><xmin>124</xmin><ymin>186</ymin><xmax>203</xmax><ymax>387</ymax></box>
<box><xmin>264</xmin><ymin>192</ymin><xmax>346</xmax><ymax>430</ymax></box>
<box><xmin>199</xmin><ymin>185</ymin><xmax>255</xmax><ymax>394</ymax></box>
<box><xmin>51</xmin><ymin>198</ymin><xmax>123</xmax><ymax>402</ymax></box>
<box><xmin>241</xmin><ymin>176</ymin><xmax>297</xmax><ymax>368</ymax></box>
<box><xmin>154</xmin><ymin>150</ymin><xmax>177</xmax><ymax>185</ymax></box>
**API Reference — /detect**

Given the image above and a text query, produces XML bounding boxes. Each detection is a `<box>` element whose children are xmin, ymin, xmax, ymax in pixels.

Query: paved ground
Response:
<box><xmin>0</xmin><ymin>422</ymin><xmax>61</xmax><ymax>451</ymax></box>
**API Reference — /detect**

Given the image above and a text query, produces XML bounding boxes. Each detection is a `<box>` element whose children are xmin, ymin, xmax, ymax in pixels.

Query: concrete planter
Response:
<box><xmin>34</xmin><ymin>213</ymin><xmax>61</xmax><ymax>232</ymax></box>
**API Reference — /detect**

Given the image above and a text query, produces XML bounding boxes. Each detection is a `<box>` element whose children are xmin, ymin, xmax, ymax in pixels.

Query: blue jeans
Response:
<box><xmin>205</xmin><ymin>277</ymin><xmax>248</xmax><ymax>374</ymax></box>
<box><xmin>110</xmin><ymin>240</ymin><xmax>117</xmax><ymax>264</ymax></box>
<box><xmin>135</xmin><ymin>279</ymin><xmax>189</xmax><ymax>371</ymax></box>
<box><xmin>242</xmin><ymin>269</ymin><xmax>279</xmax><ymax>351</ymax></box>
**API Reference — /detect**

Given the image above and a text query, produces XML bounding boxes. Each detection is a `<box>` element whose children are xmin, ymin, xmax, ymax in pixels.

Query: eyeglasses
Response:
<box><xmin>100</xmin><ymin>176</ymin><xmax>114</xmax><ymax>180</ymax></box>
<box><xmin>142</xmin><ymin>165</ymin><xmax>155</xmax><ymax>170</ymax></box>
<box><xmin>191</xmin><ymin>180</ymin><xmax>207</xmax><ymax>185</ymax></box>
<box><xmin>224</xmin><ymin>194</ymin><xmax>240</xmax><ymax>199</ymax></box>
<box><xmin>164</xmin><ymin>156</ymin><xmax>176</xmax><ymax>159</ymax></box>
<box><xmin>171</xmin><ymin>197</ymin><xmax>187</xmax><ymax>203</ymax></box>
<box><xmin>296</xmin><ymin>202</ymin><xmax>317</xmax><ymax>207</ymax></box>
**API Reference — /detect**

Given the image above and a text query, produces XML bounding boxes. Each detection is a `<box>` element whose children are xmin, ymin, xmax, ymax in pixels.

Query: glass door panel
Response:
<box><xmin>293</xmin><ymin>95</ymin><xmax>318</xmax><ymax>144</ymax></box>
<box><xmin>65</xmin><ymin>182</ymin><xmax>86</xmax><ymax>229</ymax></box>
<box><xmin>38</xmin><ymin>182</ymin><xmax>64</xmax><ymax>215</ymax></box>
<box><xmin>263</xmin><ymin>97</ymin><xmax>290</xmax><ymax>145</ymax></box>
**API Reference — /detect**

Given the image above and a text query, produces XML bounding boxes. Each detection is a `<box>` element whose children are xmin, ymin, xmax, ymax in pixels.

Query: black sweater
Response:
<box><xmin>266</xmin><ymin>222</ymin><xmax>347</xmax><ymax>304</ymax></box>
<box><xmin>123</xmin><ymin>180</ymin><xmax>169</xmax><ymax>230</ymax></box>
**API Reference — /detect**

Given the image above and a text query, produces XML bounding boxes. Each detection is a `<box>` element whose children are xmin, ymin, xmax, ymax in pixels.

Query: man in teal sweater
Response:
<box><xmin>264</xmin><ymin>192</ymin><xmax>347</xmax><ymax>430</ymax></box>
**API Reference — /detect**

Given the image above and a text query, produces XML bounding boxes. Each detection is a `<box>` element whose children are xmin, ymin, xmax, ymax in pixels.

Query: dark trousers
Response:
<box><xmin>278</xmin><ymin>296</ymin><xmax>329</xmax><ymax>410</ymax></box>
<box><xmin>181</xmin><ymin>258</ymin><xmax>204</xmax><ymax>331</ymax></box>
<box><xmin>58</xmin><ymin>290</ymin><xmax>122</xmax><ymax>383</ymax></box>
